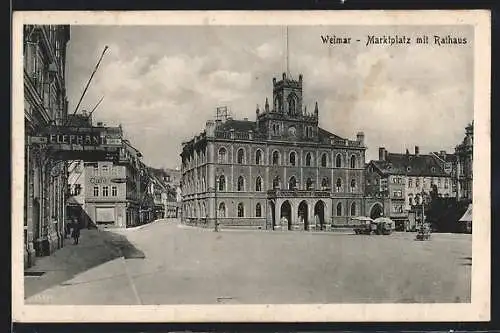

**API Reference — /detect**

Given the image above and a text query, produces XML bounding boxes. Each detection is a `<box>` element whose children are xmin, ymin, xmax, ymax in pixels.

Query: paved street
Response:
<box><xmin>25</xmin><ymin>219</ymin><xmax>471</xmax><ymax>305</ymax></box>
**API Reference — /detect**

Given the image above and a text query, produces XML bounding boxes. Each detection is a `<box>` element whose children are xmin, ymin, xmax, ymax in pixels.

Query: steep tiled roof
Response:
<box><xmin>318</xmin><ymin>127</ymin><xmax>345</xmax><ymax>140</ymax></box>
<box><xmin>371</xmin><ymin>153</ymin><xmax>447</xmax><ymax>177</ymax></box>
<box><xmin>216</xmin><ymin>119</ymin><xmax>256</xmax><ymax>132</ymax></box>
<box><xmin>432</xmin><ymin>152</ymin><xmax>456</xmax><ymax>163</ymax></box>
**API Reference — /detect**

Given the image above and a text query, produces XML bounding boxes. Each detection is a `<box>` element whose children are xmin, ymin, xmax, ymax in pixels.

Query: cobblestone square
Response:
<box><xmin>26</xmin><ymin>220</ymin><xmax>471</xmax><ymax>305</ymax></box>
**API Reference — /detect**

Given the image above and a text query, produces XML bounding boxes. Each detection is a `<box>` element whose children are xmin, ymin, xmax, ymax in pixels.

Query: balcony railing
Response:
<box><xmin>267</xmin><ymin>189</ymin><xmax>331</xmax><ymax>198</ymax></box>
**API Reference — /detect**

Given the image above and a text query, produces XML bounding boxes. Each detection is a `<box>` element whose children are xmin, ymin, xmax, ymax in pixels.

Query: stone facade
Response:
<box><xmin>181</xmin><ymin>73</ymin><xmax>371</xmax><ymax>230</ymax></box>
<box><xmin>455</xmin><ymin>123</ymin><xmax>473</xmax><ymax>202</ymax></box>
<box><xmin>24</xmin><ymin>25</ymin><xmax>70</xmax><ymax>268</ymax></box>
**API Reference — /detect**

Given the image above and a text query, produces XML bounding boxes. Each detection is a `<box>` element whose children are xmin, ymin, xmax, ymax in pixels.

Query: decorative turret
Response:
<box><xmin>314</xmin><ymin>102</ymin><xmax>319</xmax><ymax>116</ymax></box>
<box><xmin>265</xmin><ymin>97</ymin><xmax>269</xmax><ymax>112</ymax></box>
<box><xmin>256</xmin><ymin>104</ymin><xmax>260</xmax><ymax>116</ymax></box>
<box><xmin>356</xmin><ymin>131</ymin><xmax>365</xmax><ymax>146</ymax></box>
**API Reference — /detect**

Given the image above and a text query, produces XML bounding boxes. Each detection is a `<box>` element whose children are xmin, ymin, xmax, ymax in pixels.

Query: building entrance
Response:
<box><xmin>298</xmin><ymin>200</ymin><xmax>308</xmax><ymax>230</ymax></box>
<box><xmin>370</xmin><ymin>203</ymin><xmax>383</xmax><ymax>219</ymax></box>
<box><xmin>281</xmin><ymin>200</ymin><xmax>292</xmax><ymax>230</ymax></box>
<box><xmin>314</xmin><ymin>200</ymin><xmax>326</xmax><ymax>230</ymax></box>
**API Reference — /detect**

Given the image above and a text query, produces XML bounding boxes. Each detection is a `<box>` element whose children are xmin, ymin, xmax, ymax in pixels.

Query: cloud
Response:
<box><xmin>66</xmin><ymin>25</ymin><xmax>473</xmax><ymax>168</ymax></box>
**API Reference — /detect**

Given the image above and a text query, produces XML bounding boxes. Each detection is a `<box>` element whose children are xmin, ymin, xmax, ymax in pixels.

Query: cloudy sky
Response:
<box><xmin>65</xmin><ymin>25</ymin><xmax>474</xmax><ymax>169</ymax></box>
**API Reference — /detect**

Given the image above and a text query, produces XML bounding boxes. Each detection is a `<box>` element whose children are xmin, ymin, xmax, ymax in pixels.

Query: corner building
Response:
<box><xmin>181</xmin><ymin>73</ymin><xmax>367</xmax><ymax>230</ymax></box>
<box><xmin>24</xmin><ymin>25</ymin><xmax>70</xmax><ymax>267</ymax></box>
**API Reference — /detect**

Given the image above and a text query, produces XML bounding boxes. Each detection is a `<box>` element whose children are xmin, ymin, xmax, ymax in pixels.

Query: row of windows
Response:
<box><xmin>215</xmin><ymin>175</ymin><xmax>359</xmax><ymax>192</ymax></box>
<box><xmin>185</xmin><ymin>201</ymin><xmax>359</xmax><ymax>218</ymax></box>
<box><xmin>93</xmin><ymin>186</ymin><xmax>118</xmax><ymax>197</ymax></box>
<box><xmin>218</xmin><ymin>147</ymin><xmax>359</xmax><ymax>168</ymax></box>
<box><xmin>407</xmin><ymin>177</ymin><xmax>450</xmax><ymax>189</ymax></box>
<box><xmin>392</xmin><ymin>204</ymin><xmax>405</xmax><ymax>213</ymax></box>
<box><xmin>182</xmin><ymin>150</ymin><xmax>207</xmax><ymax>170</ymax></box>
<box><xmin>217</xmin><ymin>202</ymin><xmax>262</xmax><ymax>218</ymax></box>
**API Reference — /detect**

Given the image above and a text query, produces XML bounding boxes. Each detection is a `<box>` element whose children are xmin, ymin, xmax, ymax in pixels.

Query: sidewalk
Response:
<box><xmin>24</xmin><ymin>228</ymin><xmax>144</xmax><ymax>299</ymax></box>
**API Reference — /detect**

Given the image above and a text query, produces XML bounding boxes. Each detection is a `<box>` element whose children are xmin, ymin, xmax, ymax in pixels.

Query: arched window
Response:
<box><xmin>255</xmin><ymin>203</ymin><xmax>262</xmax><ymax>217</ymax></box>
<box><xmin>289</xmin><ymin>176</ymin><xmax>297</xmax><ymax>190</ymax></box>
<box><xmin>336</xmin><ymin>202</ymin><xmax>342</xmax><ymax>216</ymax></box>
<box><xmin>218</xmin><ymin>202</ymin><xmax>226</xmax><ymax>217</ymax></box>
<box><xmin>289</xmin><ymin>151</ymin><xmax>296</xmax><ymax>166</ymax></box>
<box><xmin>409</xmin><ymin>194</ymin><xmax>414</xmax><ymax>206</ymax></box>
<box><xmin>237</xmin><ymin>176</ymin><xmax>245</xmax><ymax>191</ymax></box>
<box><xmin>218</xmin><ymin>175</ymin><xmax>225</xmax><ymax>191</ymax></box>
<box><xmin>255</xmin><ymin>149</ymin><xmax>263</xmax><ymax>165</ymax></box>
<box><xmin>350</xmin><ymin>155</ymin><xmax>357</xmax><ymax>169</ymax></box>
<box><xmin>350</xmin><ymin>202</ymin><xmax>357</xmax><ymax>216</ymax></box>
<box><xmin>321</xmin><ymin>153</ymin><xmax>327</xmax><ymax>167</ymax></box>
<box><xmin>237</xmin><ymin>148</ymin><xmax>245</xmax><ymax>164</ymax></box>
<box><xmin>306</xmin><ymin>153</ymin><xmax>312</xmax><ymax>166</ymax></box>
<box><xmin>218</xmin><ymin>147</ymin><xmax>227</xmax><ymax>163</ymax></box>
<box><xmin>306</xmin><ymin>178</ymin><xmax>313</xmax><ymax>190</ymax></box>
<box><xmin>350</xmin><ymin>179</ymin><xmax>356</xmax><ymax>192</ymax></box>
<box><xmin>255</xmin><ymin>176</ymin><xmax>262</xmax><ymax>191</ymax></box>
<box><xmin>321</xmin><ymin>177</ymin><xmax>329</xmax><ymax>190</ymax></box>
<box><xmin>336</xmin><ymin>178</ymin><xmax>342</xmax><ymax>192</ymax></box>
<box><xmin>288</xmin><ymin>94</ymin><xmax>296</xmax><ymax>115</ymax></box>
<box><xmin>273</xmin><ymin>176</ymin><xmax>280</xmax><ymax>189</ymax></box>
<box><xmin>335</xmin><ymin>154</ymin><xmax>342</xmax><ymax>168</ymax></box>
<box><xmin>272</xmin><ymin>151</ymin><xmax>280</xmax><ymax>165</ymax></box>
<box><xmin>237</xmin><ymin>203</ymin><xmax>244</xmax><ymax>217</ymax></box>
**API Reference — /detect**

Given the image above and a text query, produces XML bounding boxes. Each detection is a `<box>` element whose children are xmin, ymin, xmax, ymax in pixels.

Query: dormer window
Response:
<box><xmin>431</xmin><ymin>167</ymin><xmax>436</xmax><ymax>173</ymax></box>
<box><xmin>407</xmin><ymin>166</ymin><xmax>411</xmax><ymax>172</ymax></box>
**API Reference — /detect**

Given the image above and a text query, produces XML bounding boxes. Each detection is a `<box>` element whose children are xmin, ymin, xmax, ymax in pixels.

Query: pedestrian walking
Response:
<box><xmin>71</xmin><ymin>219</ymin><xmax>81</xmax><ymax>245</ymax></box>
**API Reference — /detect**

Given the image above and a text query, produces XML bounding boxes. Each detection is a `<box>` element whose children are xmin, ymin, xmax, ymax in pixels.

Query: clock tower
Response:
<box><xmin>256</xmin><ymin>72</ymin><xmax>319</xmax><ymax>142</ymax></box>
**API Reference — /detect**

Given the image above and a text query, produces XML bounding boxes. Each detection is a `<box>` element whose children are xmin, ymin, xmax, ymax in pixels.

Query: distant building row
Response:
<box><xmin>66</xmin><ymin>113</ymin><xmax>182</xmax><ymax>229</ymax></box>
<box><xmin>365</xmin><ymin>122</ymin><xmax>473</xmax><ymax>230</ymax></box>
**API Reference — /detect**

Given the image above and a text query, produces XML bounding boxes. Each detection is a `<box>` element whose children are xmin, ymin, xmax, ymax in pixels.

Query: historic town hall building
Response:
<box><xmin>181</xmin><ymin>72</ymin><xmax>378</xmax><ymax>230</ymax></box>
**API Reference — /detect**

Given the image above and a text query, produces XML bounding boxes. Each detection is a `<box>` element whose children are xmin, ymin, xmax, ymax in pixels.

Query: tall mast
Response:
<box><xmin>65</xmin><ymin>45</ymin><xmax>109</xmax><ymax>126</ymax></box>
<box><xmin>286</xmin><ymin>26</ymin><xmax>290</xmax><ymax>76</ymax></box>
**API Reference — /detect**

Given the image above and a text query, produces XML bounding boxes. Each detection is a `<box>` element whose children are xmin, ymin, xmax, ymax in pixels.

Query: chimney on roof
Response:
<box><xmin>379</xmin><ymin>147</ymin><xmax>386</xmax><ymax>161</ymax></box>
<box><xmin>414</xmin><ymin>146</ymin><xmax>419</xmax><ymax>156</ymax></box>
<box><xmin>282</xmin><ymin>72</ymin><xmax>286</xmax><ymax>80</ymax></box>
<box><xmin>356</xmin><ymin>132</ymin><xmax>365</xmax><ymax>146</ymax></box>
<box><xmin>243</xmin><ymin>117</ymin><xmax>248</xmax><ymax>121</ymax></box>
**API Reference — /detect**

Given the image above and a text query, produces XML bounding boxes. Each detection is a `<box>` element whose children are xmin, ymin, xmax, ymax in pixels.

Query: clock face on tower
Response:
<box><xmin>288</xmin><ymin>126</ymin><xmax>297</xmax><ymax>137</ymax></box>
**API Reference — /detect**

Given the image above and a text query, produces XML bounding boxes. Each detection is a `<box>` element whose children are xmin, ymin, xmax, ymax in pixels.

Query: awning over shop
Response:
<box><xmin>459</xmin><ymin>204</ymin><xmax>473</xmax><ymax>222</ymax></box>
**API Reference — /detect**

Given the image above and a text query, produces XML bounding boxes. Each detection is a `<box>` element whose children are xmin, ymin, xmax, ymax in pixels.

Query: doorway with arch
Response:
<box><xmin>370</xmin><ymin>203</ymin><xmax>383</xmax><ymax>219</ymax></box>
<box><xmin>314</xmin><ymin>200</ymin><xmax>326</xmax><ymax>230</ymax></box>
<box><xmin>281</xmin><ymin>200</ymin><xmax>292</xmax><ymax>230</ymax></box>
<box><xmin>298</xmin><ymin>200</ymin><xmax>308</xmax><ymax>230</ymax></box>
